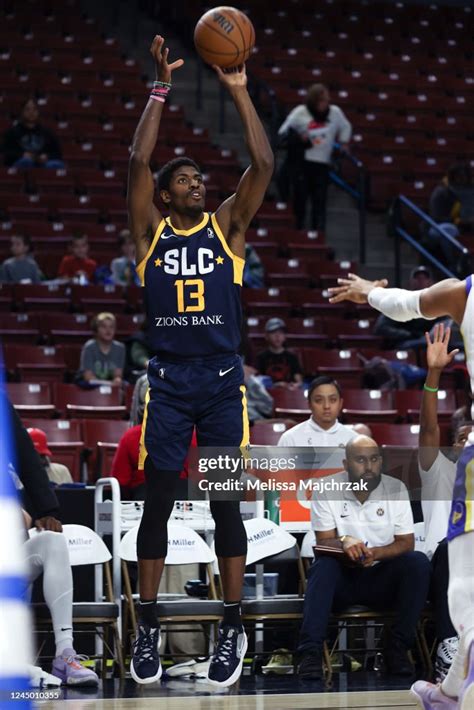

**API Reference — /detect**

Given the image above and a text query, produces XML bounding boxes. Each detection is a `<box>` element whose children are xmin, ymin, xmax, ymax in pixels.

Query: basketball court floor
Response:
<box><xmin>36</xmin><ymin>673</ymin><xmax>419</xmax><ymax>709</ymax></box>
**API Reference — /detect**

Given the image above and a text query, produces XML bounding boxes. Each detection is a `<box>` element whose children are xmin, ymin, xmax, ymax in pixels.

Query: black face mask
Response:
<box><xmin>307</xmin><ymin>105</ymin><xmax>330</xmax><ymax>122</ymax></box>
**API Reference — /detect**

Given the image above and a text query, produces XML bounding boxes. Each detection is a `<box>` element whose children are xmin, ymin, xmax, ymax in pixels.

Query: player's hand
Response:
<box><xmin>328</xmin><ymin>273</ymin><xmax>388</xmax><ymax>304</ymax></box>
<box><xmin>35</xmin><ymin>516</ymin><xmax>62</xmax><ymax>533</ymax></box>
<box><xmin>212</xmin><ymin>64</ymin><xmax>247</xmax><ymax>89</ymax></box>
<box><xmin>150</xmin><ymin>35</ymin><xmax>184</xmax><ymax>84</ymax></box>
<box><xmin>425</xmin><ymin>322</ymin><xmax>459</xmax><ymax>371</ymax></box>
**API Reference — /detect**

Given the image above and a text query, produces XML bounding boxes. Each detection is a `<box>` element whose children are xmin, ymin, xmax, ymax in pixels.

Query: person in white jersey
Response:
<box><xmin>277</xmin><ymin>376</ymin><xmax>355</xmax><ymax>466</ymax></box>
<box><xmin>328</xmin><ymin>273</ymin><xmax>474</xmax><ymax>710</ymax></box>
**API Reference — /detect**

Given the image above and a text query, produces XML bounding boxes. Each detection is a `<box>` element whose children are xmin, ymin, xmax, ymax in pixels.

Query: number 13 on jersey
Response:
<box><xmin>174</xmin><ymin>279</ymin><xmax>205</xmax><ymax>312</ymax></box>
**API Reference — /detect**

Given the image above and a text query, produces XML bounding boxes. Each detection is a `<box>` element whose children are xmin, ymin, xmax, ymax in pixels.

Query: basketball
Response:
<box><xmin>194</xmin><ymin>6</ymin><xmax>255</xmax><ymax>69</ymax></box>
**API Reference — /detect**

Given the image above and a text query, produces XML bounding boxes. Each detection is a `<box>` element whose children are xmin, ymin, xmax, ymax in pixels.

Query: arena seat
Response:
<box><xmin>0</xmin><ymin>313</ymin><xmax>40</xmax><ymax>344</ymax></box>
<box><xmin>5</xmin><ymin>344</ymin><xmax>66</xmax><ymax>383</ymax></box>
<box><xmin>370</xmin><ymin>422</ymin><xmax>450</xmax><ymax>447</ymax></box>
<box><xmin>6</xmin><ymin>382</ymin><xmax>55</xmax><ymax>418</ymax></box>
<box><xmin>82</xmin><ymin>418</ymin><xmax>128</xmax><ymax>480</ymax></box>
<box><xmin>13</xmin><ymin>283</ymin><xmax>70</xmax><ymax>312</ymax></box>
<box><xmin>53</xmin><ymin>383</ymin><xmax>126</xmax><ymax>420</ymax></box>
<box><xmin>394</xmin><ymin>389</ymin><xmax>457</xmax><ymax>422</ymax></box>
<box><xmin>250</xmin><ymin>419</ymin><xmax>297</xmax><ymax>446</ymax></box>
<box><xmin>341</xmin><ymin>389</ymin><xmax>397</xmax><ymax>423</ymax></box>
<box><xmin>302</xmin><ymin>348</ymin><xmax>363</xmax><ymax>387</ymax></box>
<box><xmin>269</xmin><ymin>388</ymin><xmax>309</xmax><ymax>421</ymax></box>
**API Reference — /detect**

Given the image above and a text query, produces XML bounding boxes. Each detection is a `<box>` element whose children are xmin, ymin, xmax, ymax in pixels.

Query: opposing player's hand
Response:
<box><xmin>150</xmin><ymin>35</ymin><xmax>184</xmax><ymax>83</ymax></box>
<box><xmin>212</xmin><ymin>64</ymin><xmax>247</xmax><ymax>89</ymax></box>
<box><xmin>425</xmin><ymin>322</ymin><xmax>459</xmax><ymax>371</ymax></box>
<box><xmin>328</xmin><ymin>273</ymin><xmax>388</xmax><ymax>304</ymax></box>
<box><xmin>35</xmin><ymin>516</ymin><xmax>62</xmax><ymax>533</ymax></box>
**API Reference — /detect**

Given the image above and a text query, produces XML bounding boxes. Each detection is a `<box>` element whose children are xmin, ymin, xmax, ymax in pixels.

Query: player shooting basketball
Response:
<box><xmin>328</xmin><ymin>273</ymin><xmax>474</xmax><ymax>710</ymax></box>
<box><xmin>127</xmin><ymin>35</ymin><xmax>273</xmax><ymax>687</ymax></box>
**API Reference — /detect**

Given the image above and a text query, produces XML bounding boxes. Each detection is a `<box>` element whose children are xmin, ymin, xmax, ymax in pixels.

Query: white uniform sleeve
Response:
<box><xmin>393</xmin><ymin>482</ymin><xmax>415</xmax><ymax>535</ymax></box>
<box><xmin>311</xmin><ymin>493</ymin><xmax>337</xmax><ymax>532</ymax></box>
<box><xmin>277</xmin><ymin>430</ymin><xmax>293</xmax><ymax>447</ymax></box>
<box><xmin>419</xmin><ymin>451</ymin><xmax>456</xmax><ymax>501</ymax></box>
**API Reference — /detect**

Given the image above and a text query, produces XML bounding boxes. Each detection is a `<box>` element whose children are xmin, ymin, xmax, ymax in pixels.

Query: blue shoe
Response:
<box><xmin>130</xmin><ymin>625</ymin><xmax>162</xmax><ymax>684</ymax></box>
<box><xmin>207</xmin><ymin>624</ymin><xmax>248</xmax><ymax>687</ymax></box>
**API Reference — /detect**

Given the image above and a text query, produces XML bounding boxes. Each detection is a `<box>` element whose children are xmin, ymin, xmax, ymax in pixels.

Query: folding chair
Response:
<box><xmin>238</xmin><ymin>519</ymin><xmax>306</xmax><ymax>659</ymax></box>
<box><xmin>31</xmin><ymin>524</ymin><xmax>124</xmax><ymax>679</ymax></box>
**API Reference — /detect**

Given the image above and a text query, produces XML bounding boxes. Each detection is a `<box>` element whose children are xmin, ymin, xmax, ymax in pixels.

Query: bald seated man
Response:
<box><xmin>296</xmin><ymin>436</ymin><xmax>431</xmax><ymax>680</ymax></box>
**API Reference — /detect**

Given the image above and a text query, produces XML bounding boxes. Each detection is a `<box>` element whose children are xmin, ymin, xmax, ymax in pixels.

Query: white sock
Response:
<box><xmin>24</xmin><ymin>532</ymin><xmax>74</xmax><ymax>657</ymax></box>
<box><xmin>441</xmin><ymin>532</ymin><xmax>474</xmax><ymax>698</ymax></box>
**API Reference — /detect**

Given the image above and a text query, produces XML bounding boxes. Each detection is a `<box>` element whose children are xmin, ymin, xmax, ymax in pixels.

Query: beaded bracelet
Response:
<box><xmin>423</xmin><ymin>383</ymin><xmax>439</xmax><ymax>393</ymax></box>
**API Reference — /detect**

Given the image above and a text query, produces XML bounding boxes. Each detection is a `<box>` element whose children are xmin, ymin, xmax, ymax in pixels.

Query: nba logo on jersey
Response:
<box><xmin>207</xmin><ymin>227</ymin><xmax>214</xmax><ymax>238</ymax></box>
<box><xmin>159</xmin><ymin>368</ymin><xmax>165</xmax><ymax>379</ymax></box>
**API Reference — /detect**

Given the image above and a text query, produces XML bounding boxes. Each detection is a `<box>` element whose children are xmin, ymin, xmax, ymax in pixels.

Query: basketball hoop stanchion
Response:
<box><xmin>95</xmin><ymin>478</ymin><xmax>122</xmax><ymax>666</ymax></box>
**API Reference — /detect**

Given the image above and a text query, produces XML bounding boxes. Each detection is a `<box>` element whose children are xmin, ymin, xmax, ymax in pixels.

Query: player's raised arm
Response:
<box><xmin>127</xmin><ymin>35</ymin><xmax>184</xmax><ymax>263</ymax></box>
<box><xmin>213</xmin><ymin>65</ymin><xmax>274</xmax><ymax>258</ymax></box>
<box><xmin>328</xmin><ymin>273</ymin><xmax>467</xmax><ymax>325</ymax></box>
<box><xmin>419</xmin><ymin>323</ymin><xmax>459</xmax><ymax>471</ymax></box>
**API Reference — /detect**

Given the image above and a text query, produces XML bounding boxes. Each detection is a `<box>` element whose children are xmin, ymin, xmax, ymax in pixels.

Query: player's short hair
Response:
<box><xmin>308</xmin><ymin>375</ymin><xmax>342</xmax><ymax>400</ymax></box>
<box><xmin>157</xmin><ymin>157</ymin><xmax>201</xmax><ymax>192</ymax></box>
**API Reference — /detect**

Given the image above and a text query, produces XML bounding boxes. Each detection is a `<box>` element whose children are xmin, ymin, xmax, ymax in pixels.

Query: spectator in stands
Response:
<box><xmin>277</xmin><ymin>83</ymin><xmax>352</xmax><ymax>230</ymax></box>
<box><xmin>78</xmin><ymin>312</ymin><xmax>125</xmax><ymax>385</ymax></box>
<box><xmin>296</xmin><ymin>435</ymin><xmax>431</xmax><ymax>680</ymax></box>
<box><xmin>428</xmin><ymin>163</ymin><xmax>474</xmax><ymax>271</ymax></box>
<box><xmin>0</xmin><ymin>234</ymin><xmax>42</xmax><ymax>283</ymax></box>
<box><xmin>58</xmin><ymin>234</ymin><xmax>97</xmax><ymax>283</ymax></box>
<box><xmin>125</xmin><ymin>320</ymin><xmax>151</xmax><ymax>382</ymax></box>
<box><xmin>243</xmin><ymin>364</ymin><xmax>274</xmax><ymax>424</ymax></box>
<box><xmin>243</xmin><ymin>244</ymin><xmax>264</xmax><ymax>288</ymax></box>
<box><xmin>256</xmin><ymin>318</ymin><xmax>303</xmax><ymax>388</ymax></box>
<box><xmin>27</xmin><ymin>428</ymin><xmax>73</xmax><ymax>485</ymax></box>
<box><xmin>418</xmin><ymin>323</ymin><xmax>473</xmax><ymax>684</ymax></box>
<box><xmin>3</xmin><ymin>393</ymin><xmax>98</xmax><ymax>686</ymax></box>
<box><xmin>2</xmin><ymin>98</ymin><xmax>64</xmax><ymax>169</ymax></box>
<box><xmin>111</xmin><ymin>376</ymin><xmax>147</xmax><ymax>500</ymax></box>
<box><xmin>277</xmin><ymin>376</ymin><xmax>355</xmax><ymax>467</ymax></box>
<box><xmin>110</xmin><ymin>230</ymin><xmax>140</xmax><ymax>286</ymax></box>
<box><xmin>373</xmin><ymin>266</ymin><xmax>436</xmax><ymax>349</ymax></box>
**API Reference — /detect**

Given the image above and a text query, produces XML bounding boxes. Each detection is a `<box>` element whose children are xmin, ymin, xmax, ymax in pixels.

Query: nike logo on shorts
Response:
<box><xmin>219</xmin><ymin>367</ymin><xmax>235</xmax><ymax>377</ymax></box>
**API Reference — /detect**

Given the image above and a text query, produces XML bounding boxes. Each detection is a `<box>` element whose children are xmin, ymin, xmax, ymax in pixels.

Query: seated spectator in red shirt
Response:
<box><xmin>112</xmin><ymin>422</ymin><xmax>197</xmax><ymax>500</ymax></box>
<box><xmin>58</xmin><ymin>234</ymin><xmax>97</xmax><ymax>283</ymax></box>
<box><xmin>256</xmin><ymin>318</ymin><xmax>303</xmax><ymax>389</ymax></box>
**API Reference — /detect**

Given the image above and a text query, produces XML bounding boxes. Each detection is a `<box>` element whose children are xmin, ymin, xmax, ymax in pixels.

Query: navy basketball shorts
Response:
<box><xmin>139</xmin><ymin>353</ymin><xmax>249</xmax><ymax>471</ymax></box>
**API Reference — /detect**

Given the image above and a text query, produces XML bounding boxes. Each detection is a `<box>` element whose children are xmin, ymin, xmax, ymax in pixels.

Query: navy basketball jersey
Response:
<box><xmin>136</xmin><ymin>212</ymin><xmax>244</xmax><ymax>359</ymax></box>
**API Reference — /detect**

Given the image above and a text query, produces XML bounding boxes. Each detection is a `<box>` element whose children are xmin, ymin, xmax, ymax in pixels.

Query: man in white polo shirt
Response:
<box><xmin>277</xmin><ymin>376</ymin><xmax>355</xmax><ymax>467</ymax></box>
<box><xmin>296</xmin><ymin>435</ymin><xmax>431</xmax><ymax>680</ymax></box>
